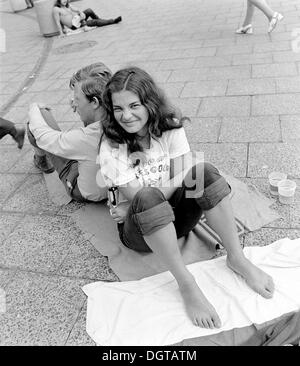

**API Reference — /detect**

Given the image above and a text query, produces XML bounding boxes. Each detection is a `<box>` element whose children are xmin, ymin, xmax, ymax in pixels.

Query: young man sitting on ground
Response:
<box><xmin>27</xmin><ymin>62</ymin><xmax>110</xmax><ymax>203</ymax></box>
<box><xmin>53</xmin><ymin>0</ymin><xmax>122</xmax><ymax>37</ymax></box>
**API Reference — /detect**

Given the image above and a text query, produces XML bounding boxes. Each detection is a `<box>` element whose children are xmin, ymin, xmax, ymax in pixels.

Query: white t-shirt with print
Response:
<box><xmin>97</xmin><ymin>127</ymin><xmax>190</xmax><ymax>195</ymax></box>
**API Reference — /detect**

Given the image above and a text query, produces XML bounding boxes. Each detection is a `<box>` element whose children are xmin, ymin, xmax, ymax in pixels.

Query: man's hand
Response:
<box><xmin>29</xmin><ymin>102</ymin><xmax>51</xmax><ymax>111</ymax></box>
<box><xmin>108</xmin><ymin>201</ymin><xmax>130</xmax><ymax>224</ymax></box>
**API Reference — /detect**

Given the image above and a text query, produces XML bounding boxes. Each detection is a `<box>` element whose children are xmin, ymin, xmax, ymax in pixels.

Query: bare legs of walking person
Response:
<box><xmin>236</xmin><ymin>0</ymin><xmax>283</xmax><ymax>34</ymax></box>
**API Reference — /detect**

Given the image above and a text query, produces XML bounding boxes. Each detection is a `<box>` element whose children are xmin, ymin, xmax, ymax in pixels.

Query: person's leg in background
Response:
<box><xmin>236</xmin><ymin>0</ymin><xmax>283</xmax><ymax>34</ymax></box>
<box><xmin>83</xmin><ymin>8</ymin><xmax>122</xmax><ymax>27</ymax></box>
<box><xmin>0</xmin><ymin>117</ymin><xmax>25</xmax><ymax>149</ymax></box>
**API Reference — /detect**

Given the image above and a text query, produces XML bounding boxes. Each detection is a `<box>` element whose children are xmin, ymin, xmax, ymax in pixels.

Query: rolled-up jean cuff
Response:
<box><xmin>196</xmin><ymin>176</ymin><xmax>231</xmax><ymax>210</ymax></box>
<box><xmin>132</xmin><ymin>201</ymin><xmax>175</xmax><ymax>236</ymax></box>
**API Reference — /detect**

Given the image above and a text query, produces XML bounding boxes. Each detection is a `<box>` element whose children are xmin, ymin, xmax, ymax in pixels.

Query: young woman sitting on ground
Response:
<box><xmin>97</xmin><ymin>66</ymin><xmax>275</xmax><ymax>329</ymax></box>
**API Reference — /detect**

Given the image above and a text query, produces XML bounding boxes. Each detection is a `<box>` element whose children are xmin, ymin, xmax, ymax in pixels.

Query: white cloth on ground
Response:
<box><xmin>83</xmin><ymin>238</ymin><xmax>300</xmax><ymax>346</ymax></box>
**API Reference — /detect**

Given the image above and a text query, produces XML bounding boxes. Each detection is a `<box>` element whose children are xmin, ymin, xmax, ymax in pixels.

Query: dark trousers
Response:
<box><xmin>118</xmin><ymin>163</ymin><xmax>231</xmax><ymax>252</ymax></box>
<box><xmin>27</xmin><ymin>109</ymin><xmax>86</xmax><ymax>202</ymax></box>
<box><xmin>83</xmin><ymin>8</ymin><xmax>115</xmax><ymax>27</ymax></box>
<box><xmin>0</xmin><ymin>117</ymin><xmax>17</xmax><ymax>140</ymax></box>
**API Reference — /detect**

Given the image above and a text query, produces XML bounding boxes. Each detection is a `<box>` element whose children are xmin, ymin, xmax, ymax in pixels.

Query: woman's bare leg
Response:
<box><xmin>249</xmin><ymin>0</ymin><xmax>275</xmax><ymax>21</ymax></box>
<box><xmin>204</xmin><ymin>195</ymin><xmax>275</xmax><ymax>298</ymax></box>
<box><xmin>243</xmin><ymin>0</ymin><xmax>255</xmax><ymax>26</ymax></box>
<box><xmin>144</xmin><ymin>222</ymin><xmax>221</xmax><ymax>329</ymax></box>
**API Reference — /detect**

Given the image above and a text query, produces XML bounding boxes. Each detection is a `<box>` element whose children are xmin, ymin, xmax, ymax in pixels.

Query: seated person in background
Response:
<box><xmin>0</xmin><ymin>117</ymin><xmax>25</xmax><ymax>149</ymax></box>
<box><xmin>25</xmin><ymin>0</ymin><xmax>34</xmax><ymax>9</ymax></box>
<box><xmin>53</xmin><ymin>0</ymin><xmax>122</xmax><ymax>37</ymax></box>
<box><xmin>27</xmin><ymin>62</ymin><xmax>111</xmax><ymax>203</ymax></box>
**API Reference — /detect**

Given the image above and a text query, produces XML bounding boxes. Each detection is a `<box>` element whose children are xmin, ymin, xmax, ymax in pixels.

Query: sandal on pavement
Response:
<box><xmin>268</xmin><ymin>12</ymin><xmax>283</xmax><ymax>33</ymax></box>
<box><xmin>235</xmin><ymin>24</ymin><xmax>253</xmax><ymax>34</ymax></box>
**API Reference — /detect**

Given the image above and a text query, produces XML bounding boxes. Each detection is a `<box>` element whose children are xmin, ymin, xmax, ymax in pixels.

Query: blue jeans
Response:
<box><xmin>118</xmin><ymin>162</ymin><xmax>231</xmax><ymax>252</ymax></box>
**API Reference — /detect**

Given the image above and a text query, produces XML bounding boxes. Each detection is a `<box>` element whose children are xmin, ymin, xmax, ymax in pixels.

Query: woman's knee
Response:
<box><xmin>203</xmin><ymin>162</ymin><xmax>221</xmax><ymax>187</ymax></box>
<box><xmin>132</xmin><ymin>187</ymin><xmax>166</xmax><ymax>212</ymax></box>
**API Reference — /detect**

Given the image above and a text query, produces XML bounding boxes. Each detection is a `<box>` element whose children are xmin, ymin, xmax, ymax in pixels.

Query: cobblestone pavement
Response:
<box><xmin>0</xmin><ymin>0</ymin><xmax>300</xmax><ymax>345</ymax></box>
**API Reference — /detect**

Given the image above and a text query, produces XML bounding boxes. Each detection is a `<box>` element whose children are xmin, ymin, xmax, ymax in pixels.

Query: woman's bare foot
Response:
<box><xmin>179</xmin><ymin>280</ymin><xmax>221</xmax><ymax>328</ymax></box>
<box><xmin>227</xmin><ymin>255</ymin><xmax>274</xmax><ymax>298</ymax></box>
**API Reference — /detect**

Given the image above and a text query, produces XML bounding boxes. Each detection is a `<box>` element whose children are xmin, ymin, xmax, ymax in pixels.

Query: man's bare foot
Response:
<box><xmin>179</xmin><ymin>280</ymin><xmax>221</xmax><ymax>328</ymax></box>
<box><xmin>227</xmin><ymin>255</ymin><xmax>274</xmax><ymax>298</ymax></box>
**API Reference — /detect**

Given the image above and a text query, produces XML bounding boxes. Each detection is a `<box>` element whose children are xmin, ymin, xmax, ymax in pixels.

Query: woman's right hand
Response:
<box><xmin>108</xmin><ymin>201</ymin><xmax>130</xmax><ymax>224</ymax></box>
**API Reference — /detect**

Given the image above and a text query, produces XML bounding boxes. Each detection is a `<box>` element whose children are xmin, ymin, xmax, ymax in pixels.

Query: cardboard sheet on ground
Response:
<box><xmin>43</xmin><ymin>169</ymin><xmax>280</xmax><ymax>279</ymax></box>
<box><xmin>69</xmin><ymin>174</ymin><xmax>279</xmax><ymax>280</ymax></box>
<box><xmin>83</xmin><ymin>238</ymin><xmax>300</xmax><ymax>346</ymax></box>
<box><xmin>43</xmin><ymin>172</ymin><xmax>72</xmax><ymax>206</ymax></box>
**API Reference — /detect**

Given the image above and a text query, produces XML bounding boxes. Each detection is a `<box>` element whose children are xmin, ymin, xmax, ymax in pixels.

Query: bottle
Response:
<box><xmin>108</xmin><ymin>186</ymin><xmax>119</xmax><ymax>208</ymax></box>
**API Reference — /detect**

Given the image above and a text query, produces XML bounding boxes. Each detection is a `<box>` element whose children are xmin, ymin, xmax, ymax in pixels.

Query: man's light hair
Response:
<box><xmin>69</xmin><ymin>62</ymin><xmax>112</xmax><ymax>103</ymax></box>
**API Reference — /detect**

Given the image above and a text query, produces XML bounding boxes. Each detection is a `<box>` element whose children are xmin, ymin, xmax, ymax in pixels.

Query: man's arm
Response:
<box><xmin>28</xmin><ymin>103</ymin><xmax>90</xmax><ymax>160</ymax></box>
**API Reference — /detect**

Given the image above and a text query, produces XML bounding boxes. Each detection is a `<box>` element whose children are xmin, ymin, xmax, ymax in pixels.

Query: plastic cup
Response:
<box><xmin>278</xmin><ymin>179</ymin><xmax>297</xmax><ymax>205</ymax></box>
<box><xmin>268</xmin><ymin>172</ymin><xmax>287</xmax><ymax>196</ymax></box>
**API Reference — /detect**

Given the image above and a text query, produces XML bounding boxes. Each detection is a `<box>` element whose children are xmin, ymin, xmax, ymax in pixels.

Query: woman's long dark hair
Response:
<box><xmin>102</xmin><ymin>66</ymin><xmax>189</xmax><ymax>154</ymax></box>
<box><xmin>54</xmin><ymin>0</ymin><xmax>69</xmax><ymax>8</ymax></box>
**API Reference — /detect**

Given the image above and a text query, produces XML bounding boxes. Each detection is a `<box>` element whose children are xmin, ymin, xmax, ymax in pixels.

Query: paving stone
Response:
<box><xmin>280</xmin><ymin>115</ymin><xmax>300</xmax><ymax>141</ymax></box>
<box><xmin>1</xmin><ymin>174</ymin><xmax>60</xmax><ymax>213</ymax></box>
<box><xmin>219</xmin><ymin>116</ymin><xmax>280</xmax><ymax>142</ymax></box>
<box><xmin>198</xmin><ymin>96</ymin><xmax>251</xmax><ymax>117</ymax></box>
<box><xmin>253</xmin><ymin>41</ymin><xmax>292</xmax><ymax>53</ymax></box>
<box><xmin>7</xmin><ymin>148</ymin><xmax>40</xmax><ymax>174</ymax></box>
<box><xmin>182</xmin><ymin>47</ymin><xmax>217</xmax><ymax>57</ymax></box>
<box><xmin>231</xmin><ymin>52</ymin><xmax>273</xmax><ymax>65</ymax></box>
<box><xmin>0</xmin><ymin>268</ymin><xmax>16</xmax><ymax>289</ymax></box>
<box><xmin>252</xmin><ymin>94</ymin><xmax>300</xmax><ymax>115</ymax></box>
<box><xmin>248</xmin><ymin>142</ymin><xmax>300</xmax><ymax>178</ymax></box>
<box><xmin>206</xmin><ymin>65</ymin><xmax>251</xmax><ymax>80</ymax></box>
<box><xmin>168</xmin><ymin>68</ymin><xmax>208</xmax><ymax>82</ymax></box>
<box><xmin>181</xmin><ymin>80</ymin><xmax>228</xmax><ymax>98</ymax></box>
<box><xmin>2</xmin><ymin>106</ymin><xmax>29</xmax><ymax>124</ymax></box>
<box><xmin>158</xmin><ymin>58</ymin><xmax>196</xmax><ymax>70</ymax></box>
<box><xmin>288</xmin><ymin>178</ymin><xmax>300</xmax><ymax>229</ymax></box>
<box><xmin>216</xmin><ymin>44</ymin><xmax>253</xmax><ymax>56</ymax></box>
<box><xmin>273</xmin><ymin>50</ymin><xmax>300</xmax><ymax>63</ymax></box>
<box><xmin>0</xmin><ymin>174</ymin><xmax>27</xmax><ymax>205</ymax></box>
<box><xmin>158</xmin><ymin>82</ymin><xmax>184</xmax><ymax>98</ymax></box>
<box><xmin>0</xmin><ymin>215</ymin><xmax>84</xmax><ymax>272</ymax></box>
<box><xmin>252</xmin><ymin>63</ymin><xmax>298</xmax><ymax>78</ymax></box>
<box><xmin>244</xmin><ymin>228</ymin><xmax>300</xmax><ymax>248</ymax></box>
<box><xmin>189</xmin><ymin>143</ymin><xmax>247</xmax><ymax>177</ymax></box>
<box><xmin>194</xmin><ymin>55</ymin><xmax>232</xmax><ymax>67</ymax></box>
<box><xmin>227</xmin><ymin>78</ymin><xmax>276</xmax><ymax>95</ymax></box>
<box><xmin>0</xmin><ymin>147</ymin><xmax>29</xmax><ymax>172</ymax></box>
<box><xmin>170</xmin><ymin>97</ymin><xmax>201</xmax><ymax>117</ymax></box>
<box><xmin>276</xmin><ymin>77</ymin><xmax>300</xmax><ymax>93</ymax></box>
<box><xmin>58</xmin><ymin>240</ymin><xmax>119</xmax><ymax>281</ymax></box>
<box><xmin>151</xmin><ymin>70</ymin><xmax>172</xmax><ymax>83</ymax></box>
<box><xmin>0</xmin><ymin>272</ymin><xmax>87</xmax><ymax>345</ymax></box>
<box><xmin>203</xmin><ymin>38</ymin><xmax>236</xmax><ymax>48</ymax></box>
<box><xmin>184</xmin><ymin>117</ymin><xmax>221</xmax><ymax>143</ymax></box>
<box><xmin>65</xmin><ymin>301</ymin><xmax>96</xmax><ymax>346</ymax></box>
